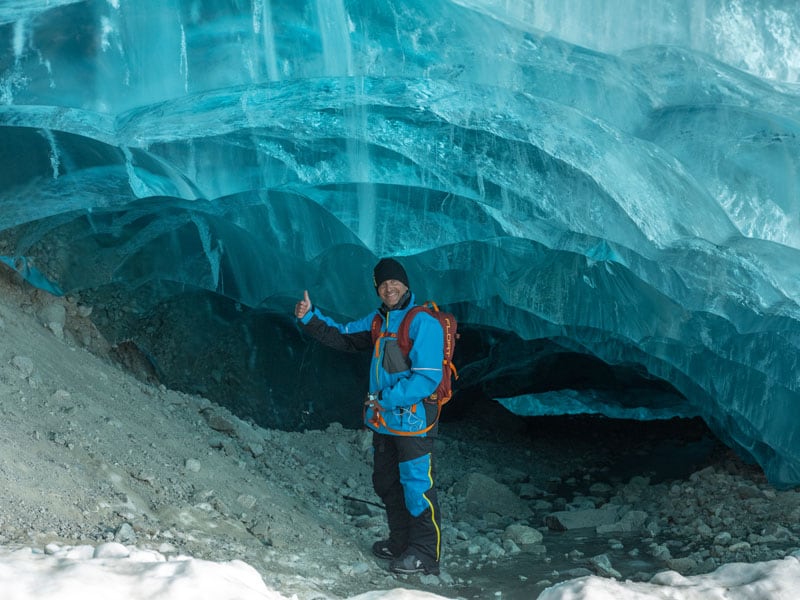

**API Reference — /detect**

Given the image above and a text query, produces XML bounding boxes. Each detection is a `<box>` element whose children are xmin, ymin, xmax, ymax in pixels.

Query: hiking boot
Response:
<box><xmin>372</xmin><ymin>540</ymin><xmax>403</xmax><ymax>560</ymax></box>
<box><xmin>389</xmin><ymin>553</ymin><xmax>440</xmax><ymax>576</ymax></box>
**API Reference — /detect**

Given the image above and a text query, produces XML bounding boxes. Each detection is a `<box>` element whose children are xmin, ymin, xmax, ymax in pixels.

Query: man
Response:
<box><xmin>294</xmin><ymin>258</ymin><xmax>444</xmax><ymax>576</ymax></box>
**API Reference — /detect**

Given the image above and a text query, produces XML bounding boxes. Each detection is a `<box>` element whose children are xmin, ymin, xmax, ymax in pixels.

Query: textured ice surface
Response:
<box><xmin>1</xmin><ymin>1</ymin><xmax>799</xmax><ymax>485</ymax></box>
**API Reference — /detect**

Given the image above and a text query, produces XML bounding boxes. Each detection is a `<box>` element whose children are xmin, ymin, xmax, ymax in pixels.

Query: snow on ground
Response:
<box><xmin>1</xmin><ymin>261</ymin><xmax>800</xmax><ymax>599</ymax></box>
<box><xmin>2</xmin><ymin>541</ymin><xmax>800</xmax><ymax>599</ymax></box>
<box><xmin>2</xmin><ymin>544</ymin><xmax>452</xmax><ymax>600</ymax></box>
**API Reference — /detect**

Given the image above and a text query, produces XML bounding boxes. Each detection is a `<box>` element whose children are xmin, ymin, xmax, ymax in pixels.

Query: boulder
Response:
<box><xmin>452</xmin><ymin>473</ymin><xmax>530</xmax><ymax>518</ymax></box>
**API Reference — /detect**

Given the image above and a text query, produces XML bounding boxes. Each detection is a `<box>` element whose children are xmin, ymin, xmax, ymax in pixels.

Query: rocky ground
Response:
<box><xmin>1</xmin><ymin>263</ymin><xmax>799</xmax><ymax>599</ymax></box>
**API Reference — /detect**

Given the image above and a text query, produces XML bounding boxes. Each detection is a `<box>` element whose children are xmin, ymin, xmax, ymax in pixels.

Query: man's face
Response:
<box><xmin>377</xmin><ymin>279</ymin><xmax>408</xmax><ymax>309</ymax></box>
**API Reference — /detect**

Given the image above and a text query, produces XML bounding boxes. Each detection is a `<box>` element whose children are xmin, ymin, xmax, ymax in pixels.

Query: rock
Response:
<box><xmin>44</xmin><ymin>544</ymin><xmax>61</xmax><ymax>555</ymax></box>
<box><xmin>696</xmin><ymin>522</ymin><xmax>713</xmax><ymax>536</ymax></box>
<box><xmin>237</xmin><ymin>494</ymin><xmax>257</xmax><ymax>510</ymax></box>
<box><xmin>589</xmin><ymin>553</ymin><xmax>621</xmax><ymax>578</ymax></box>
<box><xmin>205</xmin><ymin>413</ymin><xmax>236</xmax><ymax>435</ymax></box>
<box><xmin>545</xmin><ymin>506</ymin><xmax>620</xmax><ymax>531</ymax></box>
<box><xmin>502</xmin><ymin>538</ymin><xmax>521</xmax><ymax>554</ymax></box>
<box><xmin>246</xmin><ymin>443</ymin><xmax>264</xmax><ymax>458</ymax></box>
<box><xmin>518</xmin><ymin>483</ymin><xmax>548</xmax><ymax>499</ymax></box>
<box><xmin>437</xmin><ymin>571</ymin><xmax>455</xmax><ymax>585</ymax></box>
<box><xmin>666</xmin><ymin>556</ymin><xmax>698</xmax><ymax>573</ymax></box>
<box><xmin>736</xmin><ymin>485</ymin><xmax>763</xmax><ymax>499</ymax></box>
<box><xmin>568</xmin><ymin>497</ymin><xmax>597</xmax><ymax>510</ymax></box>
<box><xmin>94</xmin><ymin>542</ymin><xmax>130</xmax><ymax>558</ymax></box>
<box><xmin>564</xmin><ymin>567</ymin><xmax>593</xmax><ymax>578</ymax></box>
<box><xmin>589</xmin><ymin>482</ymin><xmax>613</xmax><ymax>495</ymax></box>
<box><xmin>714</xmin><ymin>531</ymin><xmax>732</xmax><ymax>545</ymax></box>
<box><xmin>335</xmin><ymin>442</ymin><xmax>351</xmax><ymax>459</ymax></box>
<box><xmin>114</xmin><ymin>523</ymin><xmax>136</xmax><ymax>544</ymax></box>
<box><xmin>51</xmin><ymin>389</ymin><xmax>71</xmax><ymax>402</ymax></box>
<box><xmin>184</xmin><ymin>459</ymin><xmax>202</xmax><ymax>473</ymax></box>
<box><xmin>38</xmin><ymin>303</ymin><xmax>66</xmax><ymax>338</ymax></box>
<box><xmin>419</xmin><ymin>573</ymin><xmax>441</xmax><ymax>585</ymax></box>
<box><xmin>503</xmin><ymin>523</ymin><xmax>543</xmax><ymax>547</ymax></box>
<box><xmin>650</xmin><ymin>544</ymin><xmax>672</xmax><ymax>560</ymax></box>
<box><xmin>689</xmin><ymin>466</ymin><xmax>717</xmax><ymax>482</ymax></box>
<box><xmin>762</xmin><ymin>524</ymin><xmax>794</xmax><ymax>541</ymax></box>
<box><xmin>597</xmin><ymin>509</ymin><xmax>648</xmax><ymax>534</ymax></box>
<box><xmin>486</xmin><ymin>542</ymin><xmax>505</xmax><ymax>559</ymax></box>
<box><xmin>249</xmin><ymin>521</ymin><xmax>273</xmax><ymax>545</ymax></box>
<box><xmin>11</xmin><ymin>355</ymin><xmax>34</xmax><ymax>379</ymax></box>
<box><xmin>501</xmin><ymin>467</ymin><xmax>528</xmax><ymax>484</ymax></box>
<box><xmin>729</xmin><ymin>541</ymin><xmax>751</xmax><ymax>552</ymax></box>
<box><xmin>452</xmin><ymin>473</ymin><xmax>530</xmax><ymax>518</ymax></box>
<box><xmin>131</xmin><ymin>471</ymin><xmax>155</xmax><ymax>485</ymax></box>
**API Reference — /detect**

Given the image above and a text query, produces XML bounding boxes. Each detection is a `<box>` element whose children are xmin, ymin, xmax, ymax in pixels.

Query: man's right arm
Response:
<box><xmin>295</xmin><ymin>290</ymin><xmax>373</xmax><ymax>353</ymax></box>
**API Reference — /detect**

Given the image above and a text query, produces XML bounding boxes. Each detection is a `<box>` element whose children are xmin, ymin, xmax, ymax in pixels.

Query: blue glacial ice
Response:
<box><xmin>1</xmin><ymin>0</ymin><xmax>800</xmax><ymax>486</ymax></box>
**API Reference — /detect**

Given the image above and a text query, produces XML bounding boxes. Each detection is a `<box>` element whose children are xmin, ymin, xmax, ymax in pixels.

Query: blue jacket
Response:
<box><xmin>300</xmin><ymin>293</ymin><xmax>444</xmax><ymax>435</ymax></box>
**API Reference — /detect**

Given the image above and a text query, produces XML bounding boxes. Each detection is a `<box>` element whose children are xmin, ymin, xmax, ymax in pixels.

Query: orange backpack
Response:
<box><xmin>369</xmin><ymin>301</ymin><xmax>459</xmax><ymax>434</ymax></box>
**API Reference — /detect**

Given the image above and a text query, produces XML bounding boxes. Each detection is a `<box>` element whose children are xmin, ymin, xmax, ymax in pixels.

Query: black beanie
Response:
<box><xmin>373</xmin><ymin>258</ymin><xmax>409</xmax><ymax>291</ymax></box>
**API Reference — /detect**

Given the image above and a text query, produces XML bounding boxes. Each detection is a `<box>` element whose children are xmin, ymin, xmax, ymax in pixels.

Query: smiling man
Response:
<box><xmin>294</xmin><ymin>258</ymin><xmax>444</xmax><ymax>576</ymax></box>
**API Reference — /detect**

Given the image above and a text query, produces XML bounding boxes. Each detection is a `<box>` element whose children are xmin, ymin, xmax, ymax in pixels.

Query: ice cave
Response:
<box><xmin>1</xmin><ymin>1</ymin><xmax>799</xmax><ymax>487</ymax></box>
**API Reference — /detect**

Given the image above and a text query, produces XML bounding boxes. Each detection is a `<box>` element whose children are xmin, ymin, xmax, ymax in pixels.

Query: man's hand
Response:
<box><xmin>294</xmin><ymin>290</ymin><xmax>311</xmax><ymax>319</ymax></box>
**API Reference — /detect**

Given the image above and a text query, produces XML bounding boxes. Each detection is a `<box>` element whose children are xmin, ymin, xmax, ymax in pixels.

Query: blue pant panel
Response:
<box><xmin>398</xmin><ymin>453</ymin><xmax>433</xmax><ymax>517</ymax></box>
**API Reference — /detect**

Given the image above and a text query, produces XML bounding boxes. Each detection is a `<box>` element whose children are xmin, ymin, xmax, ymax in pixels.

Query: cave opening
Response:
<box><xmin>78</xmin><ymin>284</ymin><xmax>728</xmax><ymax>490</ymax></box>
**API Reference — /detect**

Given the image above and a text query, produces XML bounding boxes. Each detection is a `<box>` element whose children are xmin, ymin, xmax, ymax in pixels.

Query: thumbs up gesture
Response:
<box><xmin>294</xmin><ymin>290</ymin><xmax>311</xmax><ymax>319</ymax></box>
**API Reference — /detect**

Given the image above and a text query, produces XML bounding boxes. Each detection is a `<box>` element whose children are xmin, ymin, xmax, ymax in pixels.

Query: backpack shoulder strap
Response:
<box><xmin>370</xmin><ymin>312</ymin><xmax>383</xmax><ymax>344</ymax></box>
<box><xmin>397</xmin><ymin>305</ymin><xmax>430</xmax><ymax>355</ymax></box>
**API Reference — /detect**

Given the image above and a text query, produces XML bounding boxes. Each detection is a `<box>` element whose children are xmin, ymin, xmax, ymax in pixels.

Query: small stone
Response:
<box><xmin>545</xmin><ymin>506</ymin><xmax>620</xmax><ymax>531</ymax></box>
<box><xmin>589</xmin><ymin>553</ymin><xmax>621</xmax><ymax>578</ymax></box>
<box><xmin>503</xmin><ymin>523</ymin><xmax>543</xmax><ymax>546</ymax></box>
<box><xmin>38</xmin><ymin>303</ymin><xmax>66</xmax><ymax>339</ymax></box>
<box><xmin>714</xmin><ymin>532</ymin><xmax>732</xmax><ymax>545</ymax></box>
<box><xmin>51</xmin><ymin>389</ymin><xmax>71</xmax><ymax>402</ymax></box>
<box><xmin>205</xmin><ymin>413</ymin><xmax>236</xmax><ymax>435</ymax></box>
<box><xmin>237</xmin><ymin>494</ymin><xmax>257</xmax><ymax>510</ymax></box>
<box><xmin>666</xmin><ymin>557</ymin><xmax>698</xmax><ymax>572</ymax></box>
<box><xmin>185</xmin><ymin>459</ymin><xmax>202</xmax><ymax>473</ymax></box>
<box><xmin>589</xmin><ymin>482</ymin><xmax>613</xmax><ymax>494</ymax></box>
<box><xmin>44</xmin><ymin>543</ymin><xmax>61</xmax><ymax>555</ymax></box>
<box><xmin>94</xmin><ymin>542</ymin><xmax>130</xmax><ymax>558</ymax></box>
<box><xmin>729</xmin><ymin>541</ymin><xmax>751</xmax><ymax>552</ymax></box>
<box><xmin>11</xmin><ymin>355</ymin><xmax>34</xmax><ymax>378</ymax></box>
<box><xmin>115</xmin><ymin>523</ymin><xmax>136</xmax><ymax>544</ymax></box>
<box><xmin>519</xmin><ymin>483</ymin><xmax>547</xmax><ymax>499</ymax></box>
<box><xmin>131</xmin><ymin>471</ymin><xmax>155</xmax><ymax>485</ymax></box>
<box><xmin>651</xmin><ymin>544</ymin><xmax>672</xmax><ymax>560</ymax></box>
<box><xmin>247</xmin><ymin>443</ymin><xmax>264</xmax><ymax>458</ymax></box>
<box><xmin>502</xmin><ymin>538</ymin><xmax>521</xmax><ymax>554</ymax></box>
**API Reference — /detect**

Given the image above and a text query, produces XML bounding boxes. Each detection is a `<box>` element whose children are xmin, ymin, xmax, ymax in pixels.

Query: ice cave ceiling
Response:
<box><xmin>1</xmin><ymin>0</ymin><xmax>800</xmax><ymax>487</ymax></box>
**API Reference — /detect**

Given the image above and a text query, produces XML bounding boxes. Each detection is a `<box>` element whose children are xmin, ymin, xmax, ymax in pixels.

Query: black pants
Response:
<box><xmin>372</xmin><ymin>430</ymin><xmax>441</xmax><ymax>565</ymax></box>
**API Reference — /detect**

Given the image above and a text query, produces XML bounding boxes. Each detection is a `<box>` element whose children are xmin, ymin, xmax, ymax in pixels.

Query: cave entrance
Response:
<box><xmin>452</xmin><ymin>401</ymin><xmax>722</xmax><ymax>487</ymax></box>
<box><xmin>446</xmin><ymin>324</ymin><xmax>725</xmax><ymax>486</ymax></box>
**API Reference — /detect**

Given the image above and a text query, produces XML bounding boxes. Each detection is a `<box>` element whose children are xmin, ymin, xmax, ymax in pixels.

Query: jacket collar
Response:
<box><xmin>378</xmin><ymin>290</ymin><xmax>412</xmax><ymax>316</ymax></box>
